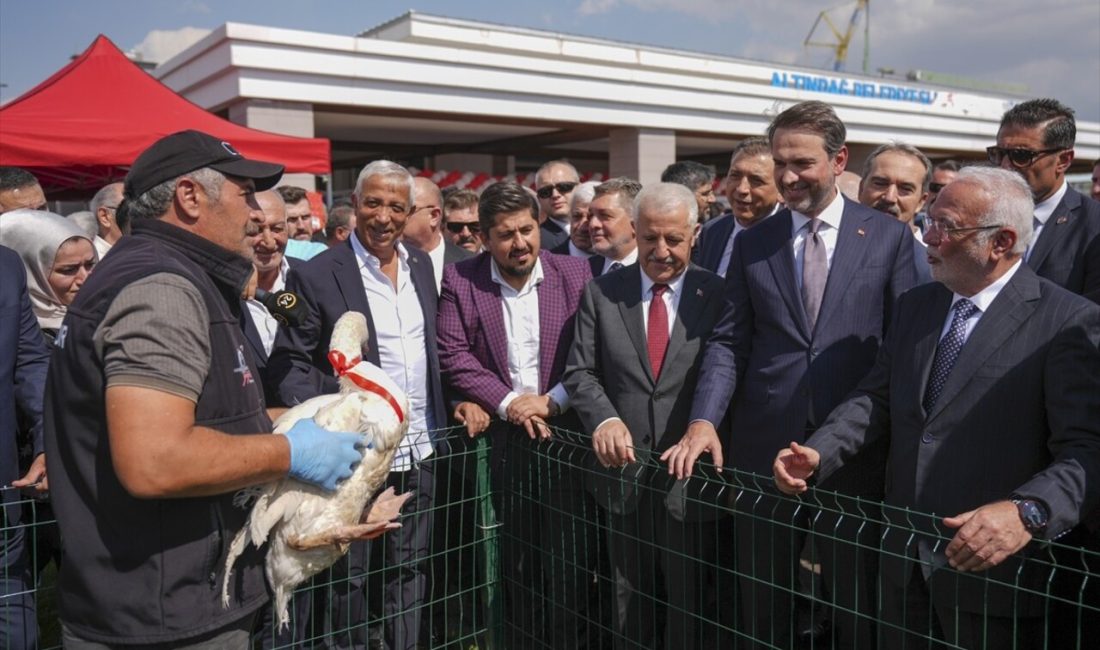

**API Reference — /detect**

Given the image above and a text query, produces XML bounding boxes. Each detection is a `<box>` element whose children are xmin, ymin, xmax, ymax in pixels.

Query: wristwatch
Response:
<box><xmin>1012</xmin><ymin>498</ymin><xmax>1049</xmax><ymax>536</ymax></box>
<box><xmin>546</xmin><ymin>396</ymin><xmax>561</xmax><ymax>418</ymax></box>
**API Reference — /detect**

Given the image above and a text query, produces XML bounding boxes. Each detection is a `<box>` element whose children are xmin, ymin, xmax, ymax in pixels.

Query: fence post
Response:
<box><xmin>474</xmin><ymin>435</ymin><xmax>503</xmax><ymax>649</ymax></box>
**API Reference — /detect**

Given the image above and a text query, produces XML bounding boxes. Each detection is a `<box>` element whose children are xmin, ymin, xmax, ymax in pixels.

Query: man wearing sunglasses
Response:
<box><xmin>535</xmin><ymin>159</ymin><xmax>580</xmax><ymax>251</ymax></box>
<box><xmin>443</xmin><ymin>189</ymin><xmax>482</xmax><ymax>253</ymax></box>
<box><xmin>991</xmin><ymin>98</ymin><xmax>1100</xmax><ymax>304</ymax></box>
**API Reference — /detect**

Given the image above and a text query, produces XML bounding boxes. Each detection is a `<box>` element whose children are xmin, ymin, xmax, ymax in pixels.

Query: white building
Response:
<box><xmin>154</xmin><ymin>11</ymin><xmax>1100</xmax><ymax>192</ymax></box>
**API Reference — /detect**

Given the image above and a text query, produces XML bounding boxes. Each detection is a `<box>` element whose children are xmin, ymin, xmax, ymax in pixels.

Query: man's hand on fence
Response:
<box><xmin>12</xmin><ymin>452</ymin><xmax>48</xmax><ymax>492</ymax></box>
<box><xmin>943</xmin><ymin>501</ymin><xmax>1032</xmax><ymax>572</ymax></box>
<box><xmin>454</xmin><ymin>401</ymin><xmax>491</xmax><ymax>438</ymax></box>
<box><xmin>660</xmin><ymin>421</ymin><xmax>723</xmax><ymax>480</ymax></box>
<box><xmin>522</xmin><ymin>415</ymin><xmax>552</xmax><ymax>441</ymax></box>
<box><xmin>593</xmin><ymin>419</ymin><xmax>635</xmax><ymax>468</ymax></box>
<box><xmin>506</xmin><ymin>393</ymin><xmax>551</xmax><ymax>425</ymax></box>
<box><xmin>773</xmin><ymin>442</ymin><xmax>819</xmax><ymax>495</ymax></box>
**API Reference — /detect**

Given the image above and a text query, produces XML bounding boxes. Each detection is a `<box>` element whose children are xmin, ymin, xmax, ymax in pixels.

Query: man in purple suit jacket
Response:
<box><xmin>436</xmin><ymin>181</ymin><xmax>597</xmax><ymax>649</ymax></box>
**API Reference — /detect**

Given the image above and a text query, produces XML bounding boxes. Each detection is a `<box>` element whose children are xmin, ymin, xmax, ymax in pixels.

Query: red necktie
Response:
<box><xmin>648</xmin><ymin>284</ymin><xmax>669</xmax><ymax>379</ymax></box>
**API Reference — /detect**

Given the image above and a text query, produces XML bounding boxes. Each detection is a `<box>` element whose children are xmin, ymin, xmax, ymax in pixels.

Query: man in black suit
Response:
<box><xmin>403</xmin><ymin>176</ymin><xmax>474</xmax><ymax>293</ymax></box>
<box><xmin>776</xmin><ymin>166</ymin><xmax>1100</xmax><ymax>649</ymax></box>
<box><xmin>535</xmin><ymin>159</ymin><xmax>580</xmax><ymax>251</ymax></box>
<box><xmin>587</xmin><ymin>178</ymin><xmax>642</xmax><ymax>277</ymax></box>
<box><xmin>857</xmin><ymin>142</ymin><xmax>935</xmax><ymax>283</ymax></box>
<box><xmin>992</xmin><ymin>98</ymin><xmax>1100</xmax><ymax>304</ymax></box>
<box><xmin>666</xmin><ymin>100</ymin><xmax>918</xmax><ymax>649</ymax></box>
<box><xmin>565</xmin><ymin>182</ymin><xmax>726</xmax><ymax>649</ymax></box>
<box><xmin>269</xmin><ymin>160</ymin><xmax>479</xmax><ymax>650</ymax></box>
<box><xmin>693</xmin><ymin>138</ymin><xmax>779</xmax><ymax>277</ymax></box>
<box><xmin>0</xmin><ymin>245</ymin><xmax>50</xmax><ymax>650</ymax></box>
<box><xmin>993</xmin><ymin>97</ymin><xmax>1100</xmax><ymax>648</ymax></box>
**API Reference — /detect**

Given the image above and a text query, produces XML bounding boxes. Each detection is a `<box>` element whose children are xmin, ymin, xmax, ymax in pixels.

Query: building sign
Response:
<box><xmin>771</xmin><ymin>71</ymin><xmax>938</xmax><ymax>106</ymax></box>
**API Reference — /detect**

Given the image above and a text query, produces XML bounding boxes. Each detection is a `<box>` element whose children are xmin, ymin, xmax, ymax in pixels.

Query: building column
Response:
<box><xmin>227</xmin><ymin>99</ymin><xmax>316</xmax><ymax>190</ymax></box>
<box><xmin>608</xmin><ymin>128</ymin><xmax>676</xmax><ymax>185</ymax></box>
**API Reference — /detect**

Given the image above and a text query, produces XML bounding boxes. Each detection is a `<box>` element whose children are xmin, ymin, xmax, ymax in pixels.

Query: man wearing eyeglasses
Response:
<box><xmin>991</xmin><ymin>98</ymin><xmax>1100</xmax><ymax>304</ymax></box>
<box><xmin>403</xmin><ymin>177</ymin><xmax>474</xmax><ymax>293</ymax></box>
<box><xmin>443</xmin><ymin>189</ymin><xmax>482</xmax><ymax>254</ymax></box>
<box><xmin>775</xmin><ymin>166</ymin><xmax>1100</xmax><ymax>649</ymax></box>
<box><xmin>535</xmin><ymin>159</ymin><xmax>580</xmax><ymax>251</ymax></box>
<box><xmin>90</xmin><ymin>182</ymin><xmax>125</xmax><ymax>259</ymax></box>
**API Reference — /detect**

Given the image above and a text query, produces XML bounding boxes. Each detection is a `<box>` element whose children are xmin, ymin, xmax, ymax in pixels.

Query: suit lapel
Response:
<box><xmin>537</xmin><ymin>255</ymin><xmax>562</xmax><ymax>393</ymax></box>
<box><xmin>703</xmin><ymin>217</ymin><xmax>735</xmax><ymax>271</ymax></box>
<box><xmin>816</xmin><ymin>200</ymin><xmax>872</xmax><ymax>335</ymax></box>
<box><xmin>332</xmin><ymin>244</ymin><xmax>379</xmax><ymax>362</ymax></box>
<box><xmin>926</xmin><ymin>270</ymin><xmax>1041</xmax><ymax>422</ymax></box>
<box><xmin>472</xmin><ymin>258</ymin><xmax>510</xmax><ymax>386</ymax></box>
<box><xmin>240</xmin><ymin>305</ymin><xmax>268</xmax><ymax>364</ymax></box>
<box><xmin>1026</xmin><ymin>189</ymin><xmax>1078</xmax><ymax>272</ymax></box>
<box><xmin>765</xmin><ymin>211</ymin><xmax>811</xmax><ymax>340</ymax></box>
<box><xmin>659</xmin><ymin>269</ymin><xmax>706</xmax><ymax>387</ymax></box>
<box><xmin>616</xmin><ymin>266</ymin><xmax>653</xmax><ymax>383</ymax></box>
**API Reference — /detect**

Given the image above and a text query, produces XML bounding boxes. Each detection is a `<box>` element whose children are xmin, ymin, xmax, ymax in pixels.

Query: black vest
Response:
<box><xmin>44</xmin><ymin>220</ymin><xmax>270</xmax><ymax>643</ymax></box>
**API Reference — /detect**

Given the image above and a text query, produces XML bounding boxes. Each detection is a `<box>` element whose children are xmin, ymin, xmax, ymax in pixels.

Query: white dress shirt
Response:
<box><xmin>567</xmin><ymin>241</ymin><xmax>593</xmax><ymax>258</ymax></box>
<box><xmin>939</xmin><ymin>260</ymin><xmax>1022</xmax><ymax>343</ymax></box>
<box><xmin>350</xmin><ymin>234</ymin><xmax>435</xmax><ymax>470</ymax></box>
<box><xmin>1027</xmin><ymin>180</ymin><xmax>1067</xmax><ymax>262</ymax></box>
<box><xmin>245</xmin><ymin>257</ymin><xmax>289</xmax><ymax>356</ymax></box>
<box><xmin>93</xmin><ymin>236</ymin><xmax>113</xmax><ymax>260</ymax></box>
<box><xmin>489</xmin><ymin>257</ymin><xmax>571</xmax><ymax>419</ymax></box>
<box><xmin>601</xmin><ymin>247</ymin><xmax>639</xmax><ymax>275</ymax></box>
<box><xmin>791</xmin><ymin>189</ymin><xmax>845</xmax><ymax>289</ymax></box>
<box><xmin>426</xmin><ymin>236</ymin><xmax>446</xmax><ymax>295</ymax></box>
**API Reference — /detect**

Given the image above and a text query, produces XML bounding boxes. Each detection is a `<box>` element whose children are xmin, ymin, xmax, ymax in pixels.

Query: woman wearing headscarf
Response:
<box><xmin>0</xmin><ymin>209</ymin><xmax>97</xmax><ymax>345</ymax></box>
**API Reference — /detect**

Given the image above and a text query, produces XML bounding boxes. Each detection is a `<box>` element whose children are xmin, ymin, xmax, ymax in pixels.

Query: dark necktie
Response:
<box><xmin>923</xmin><ymin>298</ymin><xmax>979</xmax><ymax>412</ymax></box>
<box><xmin>608</xmin><ymin>261</ymin><xmax>623</xmax><ymax>273</ymax></box>
<box><xmin>801</xmin><ymin>218</ymin><xmax>827</xmax><ymax>330</ymax></box>
<box><xmin>647</xmin><ymin>284</ymin><xmax>669</xmax><ymax>379</ymax></box>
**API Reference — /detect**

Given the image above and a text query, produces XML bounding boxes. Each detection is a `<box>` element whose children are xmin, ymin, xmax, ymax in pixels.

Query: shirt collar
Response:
<box><xmin>951</xmin><ymin>259</ymin><xmax>1023</xmax><ymax>314</ymax></box>
<box><xmin>604</xmin><ymin>247</ymin><xmax>639</xmax><ymax>273</ymax></box>
<box><xmin>1033</xmin><ymin>180</ymin><xmax>1067</xmax><ymax>226</ymax></box>
<box><xmin>640</xmin><ymin>266</ymin><xmax>687</xmax><ymax>299</ymax></box>
<box><xmin>350</xmin><ymin>230</ymin><xmax>408</xmax><ymax>271</ymax></box>
<box><xmin>790</xmin><ymin>188</ymin><xmax>844</xmax><ymax>236</ymax></box>
<box><xmin>490</xmin><ymin>255</ymin><xmax>544</xmax><ymax>294</ymax></box>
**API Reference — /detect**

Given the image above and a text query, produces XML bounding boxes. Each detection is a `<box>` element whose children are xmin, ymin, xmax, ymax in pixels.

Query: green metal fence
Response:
<box><xmin>3</xmin><ymin>424</ymin><xmax>1097</xmax><ymax>649</ymax></box>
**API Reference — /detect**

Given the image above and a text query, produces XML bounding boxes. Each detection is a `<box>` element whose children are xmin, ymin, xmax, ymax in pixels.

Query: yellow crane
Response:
<box><xmin>804</xmin><ymin>0</ymin><xmax>870</xmax><ymax>73</ymax></box>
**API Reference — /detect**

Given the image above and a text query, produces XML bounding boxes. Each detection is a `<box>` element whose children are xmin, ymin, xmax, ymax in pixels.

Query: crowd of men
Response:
<box><xmin>1</xmin><ymin>96</ymin><xmax>1099</xmax><ymax>650</ymax></box>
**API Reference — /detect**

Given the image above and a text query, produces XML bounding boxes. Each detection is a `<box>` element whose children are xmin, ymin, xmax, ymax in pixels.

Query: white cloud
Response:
<box><xmin>128</xmin><ymin>27</ymin><xmax>210</xmax><ymax>64</ymax></box>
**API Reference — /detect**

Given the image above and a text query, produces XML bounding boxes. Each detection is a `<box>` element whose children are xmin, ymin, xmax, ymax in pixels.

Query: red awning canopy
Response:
<box><xmin>0</xmin><ymin>35</ymin><xmax>330</xmax><ymax>196</ymax></box>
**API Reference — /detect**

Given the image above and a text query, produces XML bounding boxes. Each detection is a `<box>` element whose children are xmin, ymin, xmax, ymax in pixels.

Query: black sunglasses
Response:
<box><xmin>928</xmin><ymin>182</ymin><xmax>945</xmax><ymax>193</ymax></box>
<box><xmin>986</xmin><ymin>146</ymin><xmax>1063</xmax><ymax>168</ymax></box>
<box><xmin>445</xmin><ymin>221</ymin><xmax>481</xmax><ymax>234</ymax></box>
<box><xmin>536</xmin><ymin>182</ymin><xmax>578</xmax><ymax>199</ymax></box>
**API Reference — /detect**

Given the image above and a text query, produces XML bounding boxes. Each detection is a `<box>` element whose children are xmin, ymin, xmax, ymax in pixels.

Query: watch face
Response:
<box><xmin>1018</xmin><ymin>500</ymin><xmax>1047</xmax><ymax>532</ymax></box>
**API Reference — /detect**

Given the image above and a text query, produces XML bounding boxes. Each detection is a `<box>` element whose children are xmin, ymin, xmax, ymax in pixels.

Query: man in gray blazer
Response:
<box><xmin>776</xmin><ymin>166</ymin><xmax>1100</xmax><ymax>649</ymax></box>
<box><xmin>664</xmin><ymin>101</ymin><xmax>919</xmax><ymax>649</ymax></box>
<box><xmin>565</xmin><ymin>183</ymin><xmax>726</xmax><ymax>649</ymax></box>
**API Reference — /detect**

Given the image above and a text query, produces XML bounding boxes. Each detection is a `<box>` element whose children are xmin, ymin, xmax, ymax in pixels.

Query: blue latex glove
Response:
<box><xmin>285</xmin><ymin>417</ymin><xmax>366</xmax><ymax>492</ymax></box>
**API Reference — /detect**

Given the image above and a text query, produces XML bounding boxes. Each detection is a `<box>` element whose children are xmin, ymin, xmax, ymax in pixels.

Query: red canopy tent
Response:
<box><xmin>0</xmin><ymin>35</ymin><xmax>330</xmax><ymax>196</ymax></box>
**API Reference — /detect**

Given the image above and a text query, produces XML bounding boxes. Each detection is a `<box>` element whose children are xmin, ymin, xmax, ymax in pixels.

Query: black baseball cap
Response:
<box><xmin>124</xmin><ymin>130</ymin><xmax>285</xmax><ymax>199</ymax></box>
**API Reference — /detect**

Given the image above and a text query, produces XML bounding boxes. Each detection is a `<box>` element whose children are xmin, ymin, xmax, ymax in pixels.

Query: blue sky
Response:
<box><xmin>2</xmin><ymin>0</ymin><xmax>1098</xmax><ymax>122</ymax></box>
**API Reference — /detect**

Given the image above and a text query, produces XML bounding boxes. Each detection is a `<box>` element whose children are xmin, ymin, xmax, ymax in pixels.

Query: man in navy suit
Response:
<box><xmin>775</xmin><ymin>167</ymin><xmax>1100</xmax><ymax>649</ymax></box>
<box><xmin>0</xmin><ymin>245</ymin><xmax>50</xmax><ymax>650</ymax></box>
<box><xmin>268</xmin><ymin>160</ymin><xmax>470</xmax><ymax>650</ymax></box>
<box><xmin>993</xmin><ymin>98</ymin><xmax>1100</xmax><ymax>646</ymax></box>
<box><xmin>587</xmin><ymin>178</ymin><xmax>642</xmax><ymax>277</ymax></box>
<box><xmin>535</xmin><ymin>160</ymin><xmax>580</xmax><ymax>252</ymax></box>
<box><xmin>992</xmin><ymin>98</ymin><xmax>1100</xmax><ymax>304</ymax></box>
<box><xmin>664</xmin><ymin>100</ymin><xmax>919</xmax><ymax>649</ymax></box>
<box><xmin>694</xmin><ymin>138</ymin><xmax>780</xmax><ymax>277</ymax></box>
